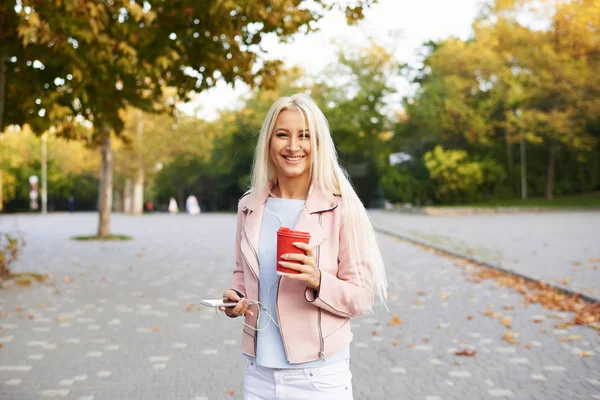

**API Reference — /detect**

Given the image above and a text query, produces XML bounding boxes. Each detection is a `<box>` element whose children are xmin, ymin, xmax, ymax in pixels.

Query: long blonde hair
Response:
<box><xmin>249</xmin><ymin>93</ymin><xmax>388</xmax><ymax>306</ymax></box>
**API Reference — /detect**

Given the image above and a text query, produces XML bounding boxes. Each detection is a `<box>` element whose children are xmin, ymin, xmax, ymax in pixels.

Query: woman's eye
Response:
<box><xmin>276</xmin><ymin>132</ymin><xmax>288</xmax><ymax>138</ymax></box>
<box><xmin>300</xmin><ymin>133</ymin><xmax>310</xmax><ymax>139</ymax></box>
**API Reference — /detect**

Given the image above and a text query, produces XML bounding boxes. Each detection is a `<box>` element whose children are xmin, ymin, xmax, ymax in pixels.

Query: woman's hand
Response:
<box><xmin>278</xmin><ymin>242</ymin><xmax>321</xmax><ymax>290</ymax></box>
<box><xmin>219</xmin><ymin>289</ymin><xmax>254</xmax><ymax>318</ymax></box>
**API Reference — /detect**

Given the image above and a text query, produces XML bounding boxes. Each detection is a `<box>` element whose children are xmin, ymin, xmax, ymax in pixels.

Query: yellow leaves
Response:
<box><xmin>579</xmin><ymin>351</ymin><xmax>593</xmax><ymax>358</ymax></box>
<box><xmin>392</xmin><ymin>338</ymin><xmax>400</xmax><ymax>346</ymax></box>
<box><xmin>56</xmin><ymin>317</ymin><xmax>69</xmax><ymax>323</ymax></box>
<box><xmin>63</xmin><ymin>276</ymin><xmax>75</xmax><ymax>283</ymax></box>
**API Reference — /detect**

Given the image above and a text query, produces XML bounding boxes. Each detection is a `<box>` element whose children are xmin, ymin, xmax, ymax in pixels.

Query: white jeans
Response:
<box><xmin>244</xmin><ymin>358</ymin><xmax>353</xmax><ymax>400</ymax></box>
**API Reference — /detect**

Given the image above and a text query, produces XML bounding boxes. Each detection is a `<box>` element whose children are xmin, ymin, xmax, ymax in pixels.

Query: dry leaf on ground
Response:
<box><xmin>387</xmin><ymin>315</ymin><xmax>403</xmax><ymax>326</ymax></box>
<box><xmin>501</xmin><ymin>316</ymin><xmax>513</xmax><ymax>329</ymax></box>
<box><xmin>455</xmin><ymin>349</ymin><xmax>476</xmax><ymax>357</ymax></box>
<box><xmin>503</xmin><ymin>331</ymin><xmax>520</xmax><ymax>345</ymax></box>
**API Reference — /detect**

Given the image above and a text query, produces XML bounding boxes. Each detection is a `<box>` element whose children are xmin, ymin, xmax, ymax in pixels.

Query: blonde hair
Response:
<box><xmin>249</xmin><ymin>93</ymin><xmax>388</xmax><ymax>306</ymax></box>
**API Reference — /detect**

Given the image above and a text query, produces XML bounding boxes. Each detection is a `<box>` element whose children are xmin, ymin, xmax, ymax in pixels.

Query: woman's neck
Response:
<box><xmin>272</xmin><ymin>177</ymin><xmax>310</xmax><ymax>200</ymax></box>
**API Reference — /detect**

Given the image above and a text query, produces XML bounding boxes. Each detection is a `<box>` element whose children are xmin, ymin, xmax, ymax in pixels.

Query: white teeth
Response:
<box><xmin>284</xmin><ymin>156</ymin><xmax>302</xmax><ymax>161</ymax></box>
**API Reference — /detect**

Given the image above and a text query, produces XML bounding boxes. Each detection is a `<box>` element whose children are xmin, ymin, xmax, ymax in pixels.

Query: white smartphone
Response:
<box><xmin>199</xmin><ymin>299</ymin><xmax>238</xmax><ymax>308</ymax></box>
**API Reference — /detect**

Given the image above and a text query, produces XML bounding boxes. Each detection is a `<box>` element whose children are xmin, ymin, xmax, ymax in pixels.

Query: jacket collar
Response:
<box><xmin>245</xmin><ymin>182</ymin><xmax>338</xmax><ymax>214</ymax></box>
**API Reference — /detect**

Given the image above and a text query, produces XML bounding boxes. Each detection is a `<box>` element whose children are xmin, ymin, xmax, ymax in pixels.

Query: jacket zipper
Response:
<box><xmin>242</xmin><ymin>224</ymin><xmax>260</xmax><ymax>356</ymax></box>
<box><xmin>317</xmin><ymin>212</ymin><xmax>325</xmax><ymax>362</ymax></box>
<box><xmin>276</xmin><ymin>277</ymin><xmax>289</xmax><ymax>361</ymax></box>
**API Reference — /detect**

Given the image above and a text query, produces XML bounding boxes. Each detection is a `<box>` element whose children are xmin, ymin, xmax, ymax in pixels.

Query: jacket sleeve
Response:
<box><xmin>230</xmin><ymin>201</ymin><xmax>247</xmax><ymax>298</ymax></box>
<box><xmin>304</xmin><ymin>209</ymin><xmax>374</xmax><ymax>317</ymax></box>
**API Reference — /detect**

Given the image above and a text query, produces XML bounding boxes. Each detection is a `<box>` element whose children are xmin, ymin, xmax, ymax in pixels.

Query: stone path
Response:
<box><xmin>369</xmin><ymin>210</ymin><xmax>600</xmax><ymax>298</ymax></box>
<box><xmin>0</xmin><ymin>212</ymin><xmax>598</xmax><ymax>399</ymax></box>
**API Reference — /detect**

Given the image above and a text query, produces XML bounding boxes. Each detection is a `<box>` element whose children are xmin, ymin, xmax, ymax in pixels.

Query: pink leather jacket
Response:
<box><xmin>230</xmin><ymin>186</ymin><xmax>374</xmax><ymax>364</ymax></box>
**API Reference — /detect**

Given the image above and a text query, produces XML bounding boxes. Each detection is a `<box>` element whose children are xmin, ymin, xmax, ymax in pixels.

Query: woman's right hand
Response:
<box><xmin>219</xmin><ymin>289</ymin><xmax>254</xmax><ymax>318</ymax></box>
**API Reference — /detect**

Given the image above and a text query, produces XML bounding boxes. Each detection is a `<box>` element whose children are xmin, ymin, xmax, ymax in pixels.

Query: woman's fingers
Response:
<box><xmin>278</xmin><ymin>261</ymin><xmax>308</xmax><ymax>272</ymax></box>
<box><xmin>292</xmin><ymin>242</ymin><xmax>314</xmax><ymax>257</ymax></box>
<box><xmin>281</xmin><ymin>253</ymin><xmax>311</xmax><ymax>264</ymax></box>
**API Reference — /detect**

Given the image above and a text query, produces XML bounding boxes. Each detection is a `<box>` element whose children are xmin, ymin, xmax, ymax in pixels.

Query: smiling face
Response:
<box><xmin>269</xmin><ymin>108</ymin><xmax>312</xmax><ymax>185</ymax></box>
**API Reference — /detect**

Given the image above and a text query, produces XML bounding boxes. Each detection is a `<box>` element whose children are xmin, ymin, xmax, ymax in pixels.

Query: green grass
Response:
<box><xmin>71</xmin><ymin>234</ymin><xmax>133</xmax><ymax>241</ymax></box>
<box><xmin>442</xmin><ymin>191</ymin><xmax>600</xmax><ymax>209</ymax></box>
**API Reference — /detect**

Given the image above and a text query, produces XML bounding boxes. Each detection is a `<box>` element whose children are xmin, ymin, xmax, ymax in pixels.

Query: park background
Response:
<box><xmin>1</xmin><ymin>0</ymin><xmax>598</xmax><ymax>227</ymax></box>
<box><xmin>0</xmin><ymin>1</ymin><xmax>599</xmax><ymax>399</ymax></box>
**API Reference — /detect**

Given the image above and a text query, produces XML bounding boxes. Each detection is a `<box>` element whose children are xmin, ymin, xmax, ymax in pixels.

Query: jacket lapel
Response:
<box><xmin>241</xmin><ymin>206</ymin><xmax>263</xmax><ymax>278</ymax></box>
<box><xmin>240</xmin><ymin>184</ymin><xmax>339</xmax><ymax>276</ymax></box>
<box><xmin>293</xmin><ymin>207</ymin><xmax>327</xmax><ymax>248</ymax></box>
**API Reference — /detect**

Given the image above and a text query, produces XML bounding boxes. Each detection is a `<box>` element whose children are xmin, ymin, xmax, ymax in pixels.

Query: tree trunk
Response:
<box><xmin>545</xmin><ymin>144</ymin><xmax>555</xmax><ymax>200</ymax></box>
<box><xmin>0</xmin><ymin>53</ymin><xmax>8</xmax><ymax>131</ymax></box>
<box><xmin>592</xmin><ymin>145</ymin><xmax>599</xmax><ymax>190</ymax></box>
<box><xmin>0</xmin><ymin>169</ymin><xmax>3</xmax><ymax>213</ymax></box>
<box><xmin>132</xmin><ymin>110</ymin><xmax>144</xmax><ymax>215</ymax></box>
<box><xmin>505</xmin><ymin>130</ymin><xmax>513</xmax><ymax>175</ymax></box>
<box><xmin>0</xmin><ymin>54</ymin><xmax>8</xmax><ymax>213</ymax></box>
<box><xmin>123</xmin><ymin>178</ymin><xmax>132</xmax><ymax>214</ymax></box>
<box><xmin>97</xmin><ymin>131</ymin><xmax>113</xmax><ymax>237</ymax></box>
<box><xmin>177</xmin><ymin>186</ymin><xmax>184</xmax><ymax>214</ymax></box>
<box><xmin>520</xmin><ymin>135</ymin><xmax>527</xmax><ymax>200</ymax></box>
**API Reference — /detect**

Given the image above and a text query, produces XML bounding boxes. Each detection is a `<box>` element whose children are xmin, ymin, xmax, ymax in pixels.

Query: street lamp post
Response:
<box><xmin>41</xmin><ymin>132</ymin><xmax>47</xmax><ymax>213</ymax></box>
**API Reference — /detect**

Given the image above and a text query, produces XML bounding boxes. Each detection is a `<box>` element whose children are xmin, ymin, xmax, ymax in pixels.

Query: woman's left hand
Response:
<box><xmin>278</xmin><ymin>242</ymin><xmax>320</xmax><ymax>290</ymax></box>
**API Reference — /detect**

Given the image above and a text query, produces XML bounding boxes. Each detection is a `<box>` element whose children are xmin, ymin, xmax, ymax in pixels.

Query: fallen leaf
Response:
<box><xmin>136</xmin><ymin>253</ymin><xmax>144</xmax><ymax>258</ymax></box>
<box><xmin>557</xmin><ymin>335</ymin><xmax>581</xmax><ymax>342</ymax></box>
<box><xmin>532</xmin><ymin>317</ymin><xmax>544</xmax><ymax>323</ymax></box>
<box><xmin>588</xmin><ymin>258</ymin><xmax>600</xmax><ymax>263</ymax></box>
<box><xmin>579</xmin><ymin>351</ymin><xmax>593</xmax><ymax>357</ymax></box>
<box><xmin>554</xmin><ymin>323</ymin><xmax>570</xmax><ymax>329</ymax></box>
<box><xmin>15</xmin><ymin>307</ymin><xmax>23</xmax><ymax>313</ymax></box>
<box><xmin>151</xmin><ymin>326</ymin><xmax>160</xmax><ymax>332</ymax></box>
<box><xmin>63</xmin><ymin>276</ymin><xmax>75</xmax><ymax>283</ymax></box>
<box><xmin>455</xmin><ymin>349</ymin><xmax>476</xmax><ymax>357</ymax></box>
<box><xmin>56</xmin><ymin>317</ymin><xmax>69</xmax><ymax>323</ymax></box>
<box><xmin>503</xmin><ymin>305</ymin><xmax>515</xmax><ymax>310</ymax></box>
<box><xmin>226</xmin><ymin>390</ymin><xmax>235</xmax><ymax>396</ymax></box>
<box><xmin>466</xmin><ymin>315</ymin><xmax>474</xmax><ymax>321</ymax></box>
<box><xmin>503</xmin><ymin>331</ymin><xmax>520</xmax><ymax>345</ymax></box>
<box><xmin>441</xmin><ymin>294</ymin><xmax>451</xmax><ymax>301</ymax></box>
<box><xmin>387</xmin><ymin>315</ymin><xmax>403</xmax><ymax>326</ymax></box>
<box><xmin>28</xmin><ymin>314</ymin><xmax>35</xmax><ymax>320</ymax></box>
<box><xmin>525</xmin><ymin>344</ymin><xmax>531</xmax><ymax>349</ymax></box>
<box><xmin>372</xmin><ymin>330</ymin><xmax>379</xmax><ymax>336</ymax></box>
<box><xmin>0</xmin><ymin>343</ymin><xmax>3</xmax><ymax>349</ymax></box>
<box><xmin>417</xmin><ymin>291</ymin><xmax>427</xmax><ymax>296</ymax></box>
<box><xmin>422</xmin><ymin>337</ymin><xmax>429</xmax><ymax>343</ymax></box>
<box><xmin>414</xmin><ymin>299</ymin><xmax>422</xmax><ymax>305</ymax></box>
<box><xmin>392</xmin><ymin>338</ymin><xmax>400</xmax><ymax>346</ymax></box>
<box><xmin>501</xmin><ymin>316</ymin><xmax>513</xmax><ymax>329</ymax></box>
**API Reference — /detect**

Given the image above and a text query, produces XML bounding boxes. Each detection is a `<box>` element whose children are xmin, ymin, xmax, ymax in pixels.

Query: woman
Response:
<box><xmin>220</xmin><ymin>94</ymin><xmax>387</xmax><ymax>399</ymax></box>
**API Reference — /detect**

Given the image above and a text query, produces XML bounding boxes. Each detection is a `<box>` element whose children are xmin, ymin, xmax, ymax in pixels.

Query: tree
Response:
<box><xmin>8</xmin><ymin>0</ymin><xmax>375</xmax><ymax>232</ymax></box>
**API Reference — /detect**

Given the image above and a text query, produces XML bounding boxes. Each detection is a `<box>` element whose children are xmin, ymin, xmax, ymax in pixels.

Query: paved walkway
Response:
<box><xmin>369</xmin><ymin>210</ymin><xmax>600</xmax><ymax>298</ymax></box>
<box><xmin>0</xmin><ymin>213</ymin><xmax>598</xmax><ymax>399</ymax></box>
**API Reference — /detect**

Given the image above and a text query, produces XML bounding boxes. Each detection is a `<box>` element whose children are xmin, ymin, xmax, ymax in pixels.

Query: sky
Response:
<box><xmin>179</xmin><ymin>0</ymin><xmax>484</xmax><ymax>121</ymax></box>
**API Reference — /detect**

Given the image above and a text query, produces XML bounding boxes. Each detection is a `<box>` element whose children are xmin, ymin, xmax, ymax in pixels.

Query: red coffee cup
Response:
<box><xmin>276</xmin><ymin>227</ymin><xmax>311</xmax><ymax>275</ymax></box>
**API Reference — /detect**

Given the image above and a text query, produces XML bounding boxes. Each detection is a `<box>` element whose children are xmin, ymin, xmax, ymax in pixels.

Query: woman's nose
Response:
<box><xmin>288</xmin><ymin>137</ymin><xmax>301</xmax><ymax>151</ymax></box>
